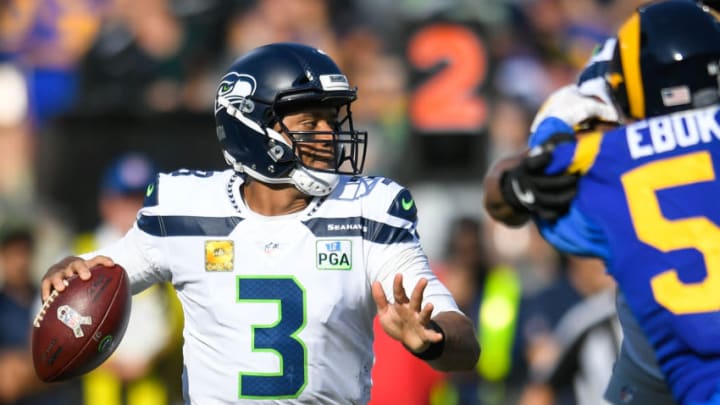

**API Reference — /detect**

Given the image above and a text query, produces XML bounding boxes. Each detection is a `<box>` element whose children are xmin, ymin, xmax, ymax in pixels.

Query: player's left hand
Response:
<box><xmin>371</xmin><ymin>274</ymin><xmax>444</xmax><ymax>353</ymax></box>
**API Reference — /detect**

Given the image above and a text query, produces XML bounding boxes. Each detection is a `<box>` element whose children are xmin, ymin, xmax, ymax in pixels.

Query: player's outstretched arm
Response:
<box><xmin>372</xmin><ymin>274</ymin><xmax>480</xmax><ymax>371</ymax></box>
<box><xmin>40</xmin><ymin>255</ymin><xmax>115</xmax><ymax>301</ymax></box>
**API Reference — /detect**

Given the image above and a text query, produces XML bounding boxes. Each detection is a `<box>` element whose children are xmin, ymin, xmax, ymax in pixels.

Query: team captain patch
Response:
<box><xmin>316</xmin><ymin>240</ymin><xmax>352</xmax><ymax>270</ymax></box>
<box><xmin>205</xmin><ymin>240</ymin><xmax>234</xmax><ymax>271</ymax></box>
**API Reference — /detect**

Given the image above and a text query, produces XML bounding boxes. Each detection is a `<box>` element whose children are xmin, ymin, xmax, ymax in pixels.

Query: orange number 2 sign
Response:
<box><xmin>407</xmin><ymin>23</ymin><xmax>488</xmax><ymax>133</ymax></box>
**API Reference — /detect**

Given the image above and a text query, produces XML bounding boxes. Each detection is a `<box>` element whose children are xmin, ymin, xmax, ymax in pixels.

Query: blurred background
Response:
<box><xmin>0</xmin><ymin>0</ymin><xmax>643</xmax><ymax>404</ymax></box>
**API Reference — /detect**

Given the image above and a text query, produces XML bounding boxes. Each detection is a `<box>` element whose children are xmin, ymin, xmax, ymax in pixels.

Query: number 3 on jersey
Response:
<box><xmin>622</xmin><ymin>151</ymin><xmax>720</xmax><ymax>314</ymax></box>
<box><xmin>237</xmin><ymin>276</ymin><xmax>308</xmax><ymax>399</ymax></box>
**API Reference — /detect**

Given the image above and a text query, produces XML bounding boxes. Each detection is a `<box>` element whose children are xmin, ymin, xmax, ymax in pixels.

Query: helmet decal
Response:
<box><xmin>660</xmin><ymin>86</ymin><xmax>692</xmax><ymax>107</ymax></box>
<box><xmin>215</xmin><ymin>73</ymin><xmax>257</xmax><ymax>114</ymax></box>
<box><xmin>318</xmin><ymin>74</ymin><xmax>350</xmax><ymax>91</ymax></box>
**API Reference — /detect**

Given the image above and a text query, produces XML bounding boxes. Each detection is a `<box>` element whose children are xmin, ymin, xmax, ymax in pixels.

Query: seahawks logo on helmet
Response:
<box><xmin>215</xmin><ymin>72</ymin><xmax>257</xmax><ymax>114</ymax></box>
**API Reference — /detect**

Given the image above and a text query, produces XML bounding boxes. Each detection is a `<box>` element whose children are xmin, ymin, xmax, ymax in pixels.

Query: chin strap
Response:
<box><xmin>223</xmin><ymin>150</ymin><xmax>338</xmax><ymax>196</ymax></box>
<box><xmin>290</xmin><ymin>166</ymin><xmax>339</xmax><ymax>196</ymax></box>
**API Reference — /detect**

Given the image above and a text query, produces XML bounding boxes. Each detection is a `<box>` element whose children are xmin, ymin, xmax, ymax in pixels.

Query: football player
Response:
<box><xmin>39</xmin><ymin>43</ymin><xmax>480</xmax><ymax>404</ymax></box>
<box><xmin>487</xmin><ymin>34</ymin><xmax>677</xmax><ymax>405</ymax></box>
<box><xmin>486</xmin><ymin>1</ymin><xmax>720</xmax><ymax>404</ymax></box>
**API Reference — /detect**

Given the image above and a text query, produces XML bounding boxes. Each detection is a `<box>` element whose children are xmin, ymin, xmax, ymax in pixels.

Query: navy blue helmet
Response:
<box><xmin>606</xmin><ymin>0</ymin><xmax>720</xmax><ymax>120</ymax></box>
<box><xmin>214</xmin><ymin>43</ymin><xmax>367</xmax><ymax>196</ymax></box>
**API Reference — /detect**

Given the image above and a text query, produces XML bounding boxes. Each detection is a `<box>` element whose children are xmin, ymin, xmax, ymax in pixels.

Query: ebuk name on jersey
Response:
<box><xmin>626</xmin><ymin>105</ymin><xmax>720</xmax><ymax>158</ymax></box>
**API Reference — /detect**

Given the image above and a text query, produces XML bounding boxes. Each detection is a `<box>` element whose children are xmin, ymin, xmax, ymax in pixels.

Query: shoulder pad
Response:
<box><xmin>387</xmin><ymin>188</ymin><xmax>417</xmax><ymax>222</ymax></box>
<box><xmin>140</xmin><ymin>169</ymin><xmax>230</xmax><ymax>214</ymax></box>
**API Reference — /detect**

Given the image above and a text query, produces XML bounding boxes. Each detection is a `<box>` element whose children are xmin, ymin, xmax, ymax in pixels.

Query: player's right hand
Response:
<box><xmin>40</xmin><ymin>255</ymin><xmax>114</xmax><ymax>301</ymax></box>
<box><xmin>499</xmin><ymin>134</ymin><xmax>579</xmax><ymax>221</ymax></box>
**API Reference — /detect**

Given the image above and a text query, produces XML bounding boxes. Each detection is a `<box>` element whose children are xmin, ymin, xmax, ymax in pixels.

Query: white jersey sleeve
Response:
<box><xmin>83</xmin><ymin>226</ymin><xmax>168</xmax><ymax>294</ymax></box>
<box><xmin>79</xmin><ymin>173</ymin><xmax>171</xmax><ymax>293</ymax></box>
<box><xmin>352</xmin><ymin>177</ymin><xmax>460</xmax><ymax>317</ymax></box>
<box><xmin>81</xmin><ymin>169</ymin><xmax>228</xmax><ymax>293</ymax></box>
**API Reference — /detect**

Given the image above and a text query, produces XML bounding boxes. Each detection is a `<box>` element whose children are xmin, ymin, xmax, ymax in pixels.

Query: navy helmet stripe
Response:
<box><xmin>138</xmin><ymin>215</ymin><xmax>243</xmax><ymax>237</ymax></box>
<box><xmin>303</xmin><ymin>217</ymin><xmax>415</xmax><ymax>244</ymax></box>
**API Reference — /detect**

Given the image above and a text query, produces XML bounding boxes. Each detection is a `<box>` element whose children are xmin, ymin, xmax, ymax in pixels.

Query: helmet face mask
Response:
<box><xmin>281</xmin><ymin>105</ymin><xmax>367</xmax><ymax>176</ymax></box>
<box><xmin>606</xmin><ymin>0</ymin><xmax>720</xmax><ymax>121</ymax></box>
<box><xmin>214</xmin><ymin>43</ymin><xmax>368</xmax><ymax>196</ymax></box>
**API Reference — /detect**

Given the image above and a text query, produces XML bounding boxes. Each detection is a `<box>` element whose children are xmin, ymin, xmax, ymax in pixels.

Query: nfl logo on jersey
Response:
<box><xmin>316</xmin><ymin>240</ymin><xmax>352</xmax><ymax>270</ymax></box>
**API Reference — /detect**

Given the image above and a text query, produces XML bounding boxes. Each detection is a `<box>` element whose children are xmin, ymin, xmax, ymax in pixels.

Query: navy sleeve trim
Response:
<box><xmin>303</xmin><ymin>217</ymin><xmax>415</xmax><ymax>244</ymax></box>
<box><xmin>138</xmin><ymin>215</ymin><xmax>243</xmax><ymax>237</ymax></box>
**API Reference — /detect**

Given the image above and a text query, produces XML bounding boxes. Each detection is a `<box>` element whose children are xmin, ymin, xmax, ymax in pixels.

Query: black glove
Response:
<box><xmin>499</xmin><ymin>135</ymin><xmax>579</xmax><ymax>221</ymax></box>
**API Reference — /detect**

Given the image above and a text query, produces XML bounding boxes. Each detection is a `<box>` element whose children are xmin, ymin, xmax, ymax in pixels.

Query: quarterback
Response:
<box><xmin>40</xmin><ymin>43</ymin><xmax>480</xmax><ymax>404</ymax></box>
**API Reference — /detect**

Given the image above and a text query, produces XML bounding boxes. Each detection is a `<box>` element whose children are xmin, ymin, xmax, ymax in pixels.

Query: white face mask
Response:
<box><xmin>289</xmin><ymin>166</ymin><xmax>339</xmax><ymax>197</ymax></box>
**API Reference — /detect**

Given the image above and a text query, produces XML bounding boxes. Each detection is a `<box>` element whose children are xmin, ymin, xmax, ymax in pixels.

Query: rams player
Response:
<box><xmin>40</xmin><ymin>43</ymin><xmax>480</xmax><ymax>404</ymax></box>
<box><xmin>488</xmin><ymin>25</ymin><xmax>678</xmax><ymax>405</ymax></box>
<box><xmin>487</xmin><ymin>1</ymin><xmax>720</xmax><ymax>404</ymax></box>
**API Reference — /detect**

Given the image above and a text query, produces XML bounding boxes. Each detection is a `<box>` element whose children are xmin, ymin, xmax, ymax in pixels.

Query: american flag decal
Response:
<box><xmin>661</xmin><ymin>86</ymin><xmax>691</xmax><ymax>107</ymax></box>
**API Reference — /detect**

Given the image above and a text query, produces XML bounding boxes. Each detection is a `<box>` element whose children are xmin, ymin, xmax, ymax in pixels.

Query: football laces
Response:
<box><xmin>33</xmin><ymin>280</ymin><xmax>69</xmax><ymax>327</ymax></box>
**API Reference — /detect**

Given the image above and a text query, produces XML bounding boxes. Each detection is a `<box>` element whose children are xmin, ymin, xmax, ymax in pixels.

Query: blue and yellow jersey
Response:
<box><xmin>534</xmin><ymin>105</ymin><xmax>720</xmax><ymax>404</ymax></box>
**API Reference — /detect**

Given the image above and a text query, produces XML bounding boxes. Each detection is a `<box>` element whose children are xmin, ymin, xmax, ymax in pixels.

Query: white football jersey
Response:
<box><xmin>88</xmin><ymin>169</ymin><xmax>460</xmax><ymax>405</ymax></box>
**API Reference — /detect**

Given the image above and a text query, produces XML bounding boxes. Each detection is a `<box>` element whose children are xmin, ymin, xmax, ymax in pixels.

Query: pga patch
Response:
<box><xmin>316</xmin><ymin>240</ymin><xmax>352</xmax><ymax>270</ymax></box>
<box><xmin>205</xmin><ymin>240</ymin><xmax>234</xmax><ymax>272</ymax></box>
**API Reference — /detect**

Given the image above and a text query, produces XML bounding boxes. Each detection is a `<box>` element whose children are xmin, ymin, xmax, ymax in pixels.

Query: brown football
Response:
<box><xmin>31</xmin><ymin>264</ymin><xmax>131</xmax><ymax>382</ymax></box>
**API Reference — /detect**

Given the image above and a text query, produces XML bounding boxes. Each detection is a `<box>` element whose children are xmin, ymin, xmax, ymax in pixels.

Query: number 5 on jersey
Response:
<box><xmin>622</xmin><ymin>151</ymin><xmax>720</xmax><ymax>314</ymax></box>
